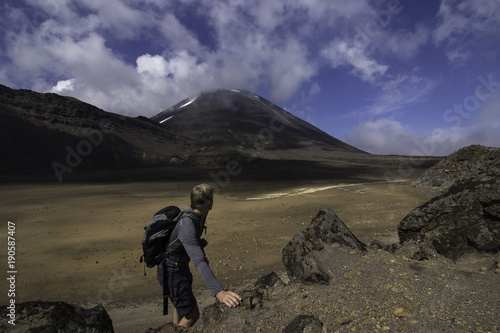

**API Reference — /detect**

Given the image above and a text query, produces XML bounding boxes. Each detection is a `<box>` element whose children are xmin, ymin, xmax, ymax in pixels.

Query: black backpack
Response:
<box><xmin>140</xmin><ymin>206</ymin><xmax>183</xmax><ymax>269</ymax></box>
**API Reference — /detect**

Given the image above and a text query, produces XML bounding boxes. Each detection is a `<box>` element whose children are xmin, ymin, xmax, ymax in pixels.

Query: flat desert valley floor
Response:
<box><xmin>0</xmin><ymin>179</ymin><xmax>434</xmax><ymax>331</ymax></box>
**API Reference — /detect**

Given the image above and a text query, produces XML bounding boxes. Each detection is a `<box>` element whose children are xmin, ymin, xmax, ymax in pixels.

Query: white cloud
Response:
<box><xmin>434</xmin><ymin>0</ymin><xmax>500</xmax><ymax>42</ymax></box>
<box><xmin>344</xmin><ymin>118</ymin><xmax>417</xmax><ymax>155</ymax></box>
<box><xmin>434</xmin><ymin>0</ymin><xmax>500</xmax><ymax>63</ymax></box>
<box><xmin>73</xmin><ymin>0</ymin><xmax>150</xmax><ymax>39</ymax></box>
<box><xmin>51</xmin><ymin>79</ymin><xmax>75</xmax><ymax>93</ymax></box>
<box><xmin>136</xmin><ymin>54</ymin><xmax>168</xmax><ymax>77</ymax></box>
<box><xmin>246</xmin><ymin>0</ymin><xmax>285</xmax><ymax>31</ymax></box>
<box><xmin>55</xmin><ymin>34</ymin><xmax>136</xmax><ymax>83</ymax></box>
<box><xmin>5</xmin><ymin>26</ymin><xmax>144</xmax><ymax>112</ymax></box>
<box><xmin>296</xmin><ymin>0</ymin><xmax>371</xmax><ymax>21</ymax></box>
<box><xmin>322</xmin><ymin>40</ymin><xmax>388</xmax><ymax>84</ymax></box>
<box><xmin>268</xmin><ymin>39</ymin><xmax>317</xmax><ymax>103</ymax></box>
<box><xmin>137</xmin><ymin>51</ymin><xmax>210</xmax><ymax>83</ymax></box>
<box><xmin>136</xmin><ymin>51</ymin><xmax>213</xmax><ymax>98</ymax></box>
<box><xmin>157</xmin><ymin>12</ymin><xmax>205</xmax><ymax>54</ymax></box>
<box><xmin>343</xmin><ymin>118</ymin><xmax>466</xmax><ymax>156</ymax></box>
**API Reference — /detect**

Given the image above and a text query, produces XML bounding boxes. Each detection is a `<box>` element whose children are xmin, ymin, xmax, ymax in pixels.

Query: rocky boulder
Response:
<box><xmin>0</xmin><ymin>301</ymin><xmax>114</xmax><ymax>333</ymax></box>
<box><xmin>413</xmin><ymin>145</ymin><xmax>499</xmax><ymax>191</ymax></box>
<box><xmin>282</xmin><ymin>208</ymin><xmax>367</xmax><ymax>284</ymax></box>
<box><xmin>399</xmin><ymin>145</ymin><xmax>500</xmax><ymax>260</ymax></box>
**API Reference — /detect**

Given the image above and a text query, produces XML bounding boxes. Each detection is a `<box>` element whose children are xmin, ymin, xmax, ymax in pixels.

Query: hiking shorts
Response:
<box><xmin>158</xmin><ymin>262</ymin><xmax>197</xmax><ymax>317</ymax></box>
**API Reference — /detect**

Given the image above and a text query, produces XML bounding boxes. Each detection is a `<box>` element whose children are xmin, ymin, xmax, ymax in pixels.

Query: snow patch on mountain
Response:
<box><xmin>179</xmin><ymin>96</ymin><xmax>197</xmax><ymax>108</ymax></box>
<box><xmin>159</xmin><ymin>115</ymin><xmax>173</xmax><ymax>124</ymax></box>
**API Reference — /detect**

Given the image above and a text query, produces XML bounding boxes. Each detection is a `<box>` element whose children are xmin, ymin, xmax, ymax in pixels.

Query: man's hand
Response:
<box><xmin>216</xmin><ymin>290</ymin><xmax>241</xmax><ymax>308</ymax></box>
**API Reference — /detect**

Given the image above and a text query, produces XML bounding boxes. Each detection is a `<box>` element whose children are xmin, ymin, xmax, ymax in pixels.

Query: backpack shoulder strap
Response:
<box><xmin>179</xmin><ymin>210</ymin><xmax>207</xmax><ymax>235</ymax></box>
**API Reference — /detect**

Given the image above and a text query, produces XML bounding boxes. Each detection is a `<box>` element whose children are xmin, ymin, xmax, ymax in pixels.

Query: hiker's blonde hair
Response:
<box><xmin>190</xmin><ymin>184</ymin><xmax>214</xmax><ymax>210</ymax></box>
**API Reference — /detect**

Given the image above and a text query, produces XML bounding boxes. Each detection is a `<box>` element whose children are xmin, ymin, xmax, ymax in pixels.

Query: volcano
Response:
<box><xmin>151</xmin><ymin>89</ymin><xmax>364</xmax><ymax>161</ymax></box>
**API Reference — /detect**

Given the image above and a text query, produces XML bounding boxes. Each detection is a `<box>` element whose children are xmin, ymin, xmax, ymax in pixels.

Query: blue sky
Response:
<box><xmin>1</xmin><ymin>0</ymin><xmax>499</xmax><ymax>156</ymax></box>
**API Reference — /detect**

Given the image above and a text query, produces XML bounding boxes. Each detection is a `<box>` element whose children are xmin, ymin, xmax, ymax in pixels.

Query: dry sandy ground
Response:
<box><xmin>0</xmin><ymin>179</ymin><xmax>433</xmax><ymax>332</ymax></box>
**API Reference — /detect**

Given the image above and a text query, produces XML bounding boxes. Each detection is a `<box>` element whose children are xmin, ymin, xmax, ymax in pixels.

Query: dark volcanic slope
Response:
<box><xmin>2</xmin><ymin>85</ymin><xmax>375</xmax><ymax>181</ymax></box>
<box><xmin>0</xmin><ymin>84</ymin><xmax>193</xmax><ymax>178</ymax></box>
<box><xmin>151</xmin><ymin>89</ymin><xmax>364</xmax><ymax>157</ymax></box>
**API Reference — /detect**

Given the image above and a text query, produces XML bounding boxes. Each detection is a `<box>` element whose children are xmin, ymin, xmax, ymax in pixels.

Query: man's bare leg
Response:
<box><xmin>176</xmin><ymin>305</ymin><xmax>200</xmax><ymax>328</ymax></box>
<box><xmin>173</xmin><ymin>308</ymin><xmax>180</xmax><ymax>326</ymax></box>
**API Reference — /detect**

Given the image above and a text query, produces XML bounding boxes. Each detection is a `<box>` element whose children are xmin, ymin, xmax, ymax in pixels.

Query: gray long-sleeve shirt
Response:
<box><xmin>161</xmin><ymin>207</ymin><xmax>223</xmax><ymax>296</ymax></box>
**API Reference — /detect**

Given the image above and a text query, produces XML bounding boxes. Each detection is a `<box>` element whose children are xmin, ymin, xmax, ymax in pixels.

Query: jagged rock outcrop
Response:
<box><xmin>412</xmin><ymin>145</ymin><xmax>499</xmax><ymax>191</ymax></box>
<box><xmin>0</xmin><ymin>301</ymin><xmax>113</xmax><ymax>333</ymax></box>
<box><xmin>282</xmin><ymin>208</ymin><xmax>367</xmax><ymax>284</ymax></box>
<box><xmin>399</xmin><ymin>145</ymin><xmax>500</xmax><ymax>260</ymax></box>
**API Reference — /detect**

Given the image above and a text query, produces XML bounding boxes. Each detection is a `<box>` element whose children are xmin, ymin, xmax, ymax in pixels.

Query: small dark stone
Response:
<box><xmin>239</xmin><ymin>289</ymin><xmax>262</xmax><ymax>310</ymax></box>
<box><xmin>369</xmin><ymin>240</ymin><xmax>401</xmax><ymax>253</ymax></box>
<box><xmin>254</xmin><ymin>271</ymin><xmax>281</xmax><ymax>289</ymax></box>
<box><xmin>283</xmin><ymin>315</ymin><xmax>323</xmax><ymax>333</ymax></box>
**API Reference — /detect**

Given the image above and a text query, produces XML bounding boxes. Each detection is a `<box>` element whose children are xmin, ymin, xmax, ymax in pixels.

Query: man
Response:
<box><xmin>157</xmin><ymin>183</ymin><xmax>241</xmax><ymax>327</ymax></box>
